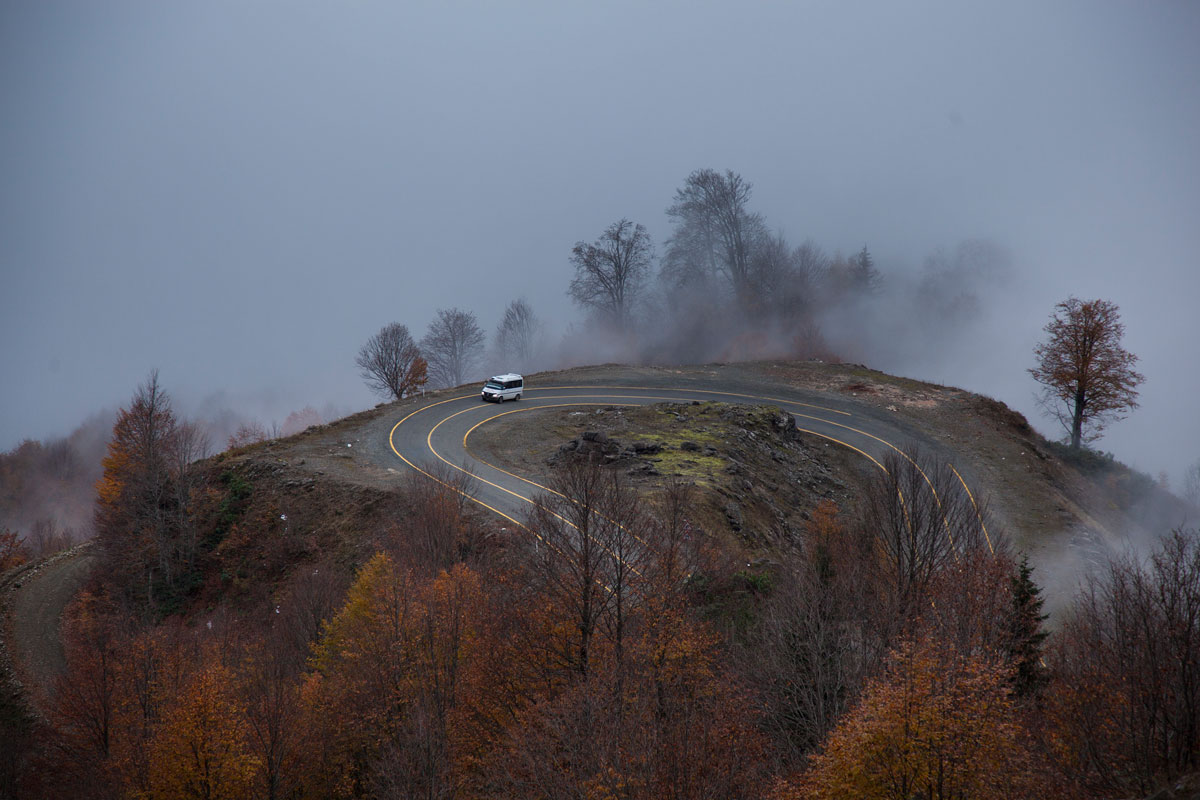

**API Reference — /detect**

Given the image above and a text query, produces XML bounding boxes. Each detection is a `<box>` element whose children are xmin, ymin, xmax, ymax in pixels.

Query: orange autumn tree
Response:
<box><xmin>799</xmin><ymin>636</ymin><xmax>1042</xmax><ymax>800</ymax></box>
<box><xmin>47</xmin><ymin>600</ymin><xmax>235</xmax><ymax>799</ymax></box>
<box><xmin>1029</xmin><ymin>297</ymin><xmax>1143</xmax><ymax>450</ymax></box>
<box><xmin>302</xmin><ymin>552</ymin><xmax>483</xmax><ymax>799</ymax></box>
<box><xmin>0</xmin><ymin>526</ymin><xmax>27</xmax><ymax>570</ymax></box>
<box><xmin>148</xmin><ymin>654</ymin><xmax>260</xmax><ymax>800</ymax></box>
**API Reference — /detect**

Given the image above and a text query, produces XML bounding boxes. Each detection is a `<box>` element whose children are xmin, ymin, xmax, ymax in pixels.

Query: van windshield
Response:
<box><xmin>485</xmin><ymin>381</ymin><xmax>503</xmax><ymax>390</ymax></box>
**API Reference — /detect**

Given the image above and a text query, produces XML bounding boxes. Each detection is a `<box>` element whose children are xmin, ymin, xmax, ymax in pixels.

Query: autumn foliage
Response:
<box><xmin>1029</xmin><ymin>297</ymin><xmax>1143</xmax><ymax>450</ymax></box>
<box><xmin>94</xmin><ymin>370</ymin><xmax>209</xmax><ymax>612</ymax></box>
<box><xmin>25</xmin><ymin>389</ymin><xmax>1200</xmax><ymax>800</ymax></box>
<box><xmin>0</xmin><ymin>526</ymin><xmax>28</xmax><ymax>571</ymax></box>
<box><xmin>799</xmin><ymin>637</ymin><xmax>1040</xmax><ymax>800</ymax></box>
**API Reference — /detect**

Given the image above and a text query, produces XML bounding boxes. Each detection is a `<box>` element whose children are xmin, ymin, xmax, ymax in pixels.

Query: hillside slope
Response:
<box><xmin>3</xmin><ymin>359</ymin><xmax>1189</xmax><ymax>722</ymax></box>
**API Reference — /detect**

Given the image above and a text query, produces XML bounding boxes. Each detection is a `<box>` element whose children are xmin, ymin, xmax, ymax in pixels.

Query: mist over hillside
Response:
<box><xmin>2</xmin><ymin>3</ymin><xmax>1197</xmax><ymax>488</ymax></box>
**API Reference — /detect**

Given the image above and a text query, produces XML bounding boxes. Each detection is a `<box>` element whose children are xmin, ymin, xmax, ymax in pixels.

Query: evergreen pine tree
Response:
<box><xmin>1005</xmin><ymin>556</ymin><xmax>1049</xmax><ymax>698</ymax></box>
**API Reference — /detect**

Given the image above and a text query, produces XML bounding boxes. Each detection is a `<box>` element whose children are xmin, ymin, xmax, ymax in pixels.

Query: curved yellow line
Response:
<box><xmin>792</xmin><ymin>410</ymin><xmax>962</xmax><ymax>548</ymax></box>
<box><xmin>388</xmin><ymin>394</ymin><xmax>531</xmax><ymax>532</ymax></box>
<box><xmin>460</xmin><ymin>402</ymin><xmax>648</xmax><ymax>499</ymax></box>
<box><xmin>951</xmin><ymin>464</ymin><xmax>994</xmax><ymax>554</ymax></box>
<box><xmin>391</xmin><ymin>385</ymin><xmax>981</xmax><ymax>555</ymax></box>
<box><xmin>792</xmin><ymin>427</ymin><xmax>888</xmax><ymax>473</ymax></box>
<box><xmin>424</xmin><ymin>399</ymin><xmax>657</xmax><ymax>508</ymax></box>
<box><xmin>533</xmin><ymin>384</ymin><xmax>852</xmax><ymax>416</ymax></box>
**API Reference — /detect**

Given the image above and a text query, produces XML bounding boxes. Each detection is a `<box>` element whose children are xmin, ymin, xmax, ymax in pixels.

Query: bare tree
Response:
<box><xmin>1029</xmin><ymin>297</ymin><xmax>1144</xmax><ymax>450</ymax></box>
<box><xmin>228</xmin><ymin>421</ymin><xmax>268</xmax><ymax>450</ymax></box>
<box><xmin>494</xmin><ymin>297</ymin><xmax>542</xmax><ymax>367</ymax></box>
<box><xmin>525</xmin><ymin>459</ymin><xmax>650</xmax><ymax>679</ymax></box>
<box><xmin>1185</xmin><ymin>459</ymin><xmax>1200</xmax><ymax>507</ymax></box>
<box><xmin>1050</xmin><ymin>528</ymin><xmax>1200</xmax><ymax>796</ymax></box>
<box><xmin>664</xmin><ymin>168</ymin><xmax>766</xmax><ymax>309</ymax></box>
<box><xmin>750</xmin><ymin>522</ymin><xmax>876</xmax><ymax>763</ymax></box>
<box><xmin>421</xmin><ymin>308</ymin><xmax>485</xmax><ymax>389</ymax></box>
<box><xmin>568</xmin><ymin>219</ymin><xmax>654</xmax><ymax>326</ymax></box>
<box><xmin>858</xmin><ymin>445</ymin><xmax>996</xmax><ymax>627</ymax></box>
<box><xmin>169</xmin><ymin>420</ymin><xmax>209</xmax><ymax>575</ymax></box>
<box><xmin>793</xmin><ymin>239</ymin><xmax>831</xmax><ymax>286</ymax></box>
<box><xmin>746</xmin><ymin>231</ymin><xmax>794</xmax><ymax>314</ymax></box>
<box><xmin>388</xmin><ymin>461</ymin><xmax>482</xmax><ymax>575</ymax></box>
<box><xmin>356</xmin><ymin>322</ymin><xmax>428</xmax><ymax>400</ymax></box>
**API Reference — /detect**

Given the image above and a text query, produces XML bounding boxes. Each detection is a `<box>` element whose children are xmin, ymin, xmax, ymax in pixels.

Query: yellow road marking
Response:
<box><xmin>389</xmin><ymin>386</ymin><xmax>983</xmax><ymax>556</ymax></box>
<box><xmin>425</xmin><ymin>399</ymin><xmax>651</xmax><ymax>571</ymax></box>
<box><xmin>388</xmin><ymin>395</ymin><xmax>532</xmax><ymax>533</ymax></box>
<box><xmin>951</xmin><ymin>464</ymin><xmax>994</xmax><ymax>554</ymax></box>
<box><xmin>461</xmin><ymin>401</ymin><xmax>650</xmax><ymax>499</ymax></box>
<box><xmin>534</xmin><ymin>385</ymin><xmax>852</xmax><ymax>416</ymax></box>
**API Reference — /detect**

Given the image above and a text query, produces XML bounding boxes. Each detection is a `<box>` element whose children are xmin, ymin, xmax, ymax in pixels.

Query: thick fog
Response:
<box><xmin>2</xmin><ymin>2</ymin><xmax>1198</xmax><ymax>484</ymax></box>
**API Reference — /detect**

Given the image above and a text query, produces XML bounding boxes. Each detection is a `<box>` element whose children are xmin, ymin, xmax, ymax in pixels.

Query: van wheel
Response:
<box><xmin>497</xmin><ymin>395</ymin><xmax>503</xmax><ymax>404</ymax></box>
<box><xmin>515</xmin><ymin>394</ymin><xmax>521</xmax><ymax>401</ymax></box>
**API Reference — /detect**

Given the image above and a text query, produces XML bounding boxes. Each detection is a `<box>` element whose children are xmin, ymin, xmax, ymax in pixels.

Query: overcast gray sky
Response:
<box><xmin>2</xmin><ymin>1</ymin><xmax>1198</xmax><ymax>482</ymax></box>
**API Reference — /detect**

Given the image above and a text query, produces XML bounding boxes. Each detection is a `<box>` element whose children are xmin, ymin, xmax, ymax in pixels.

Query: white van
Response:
<box><xmin>481</xmin><ymin>373</ymin><xmax>523</xmax><ymax>403</ymax></box>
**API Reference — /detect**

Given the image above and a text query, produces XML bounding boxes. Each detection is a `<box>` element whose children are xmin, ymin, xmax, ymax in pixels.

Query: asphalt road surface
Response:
<box><xmin>387</xmin><ymin>374</ymin><xmax>990</xmax><ymax>535</ymax></box>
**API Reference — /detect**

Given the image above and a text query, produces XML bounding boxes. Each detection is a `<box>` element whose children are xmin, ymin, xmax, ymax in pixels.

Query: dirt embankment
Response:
<box><xmin>751</xmin><ymin>360</ymin><xmax>1189</xmax><ymax>608</ymax></box>
<box><xmin>0</xmin><ymin>412</ymin><xmax>410</xmax><ymax>720</ymax></box>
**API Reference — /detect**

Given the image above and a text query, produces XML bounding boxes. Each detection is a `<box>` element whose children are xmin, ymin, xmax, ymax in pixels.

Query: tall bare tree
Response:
<box><xmin>526</xmin><ymin>459</ymin><xmax>650</xmax><ymax>679</ymax></box>
<box><xmin>421</xmin><ymin>308</ymin><xmax>485</xmax><ymax>389</ymax></box>
<box><xmin>1029</xmin><ymin>297</ymin><xmax>1144</xmax><ymax>450</ymax></box>
<box><xmin>858</xmin><ymin>446</ymin><xmax>997</xmax><ymax>628</ymax></box>
<box><xmin>568</xmin><ymin>219</ymin><xmax>654</xmax><ymax>326</ymax></box>
<box><xmin>664</xmin><ymin>168</ymin><xmax>766</xmax><ymax>309</ymax></box>
<box><xmin>494</xmin><ymin>297</ymin><xmax>542</xmax><ymax>367</ymax></box>
<box><xmin>356</xmin><ymin>322</ymin><xmax>428</xmax><ymax>400</ymax></box>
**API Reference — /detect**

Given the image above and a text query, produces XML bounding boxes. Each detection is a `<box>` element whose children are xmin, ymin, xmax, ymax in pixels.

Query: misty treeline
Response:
<box><xmin>567</xmin><ymin>168</ymin><xmax>1016</xmax><ymax>370</ymax></box>
<box><xmin>0</xmin><ymin>411</ymin><xmax>112</xmax><ymax>565</ymax></box>
<box><xmin>357</xmin><ymin>166</ymin><xmax>1017</xmax><ymax>400</ymax></box>
<box><xmin>0</xmin><ymin>376</ymin><xmax>340</xmax><ymax>563</ymax></box>
<box><xmin>11</xmin><ymin>420</ymin><xmax>1200</xmax><ymax>799</ymax></box>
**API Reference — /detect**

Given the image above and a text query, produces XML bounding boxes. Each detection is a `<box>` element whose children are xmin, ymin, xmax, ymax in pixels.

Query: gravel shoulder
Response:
<box><xmin>1</xmin><ymin>542</ymin><xmax>95</xmax><ymax>714</ymax></box>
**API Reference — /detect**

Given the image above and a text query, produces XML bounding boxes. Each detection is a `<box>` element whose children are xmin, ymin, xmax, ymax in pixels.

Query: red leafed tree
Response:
<box><xmin>227</xmin><ymin>421</ymin><xmax>268</xmax><ymax>450</ymax></box>
<box><xmin>95</xmin><ymin>370</ymin><xmax>178</xmax><ymax>604</ymax></box>
<box><xmin>451</xmin><ymin>462</ymin><xmax>768</xmax><ymax>799</ymax></box>
<box><xmin>43</xmin><ymin>590</ymin><xmax>125</xmax><ymax>798</ymax></box>
<box><xmin>94</xmin><ymin>371</ymin><xmax>210</xmax><ymax>609</ymax></box>
<box><xmin>1029</xmin><ymin>297</ymin><xmax>1144</xmax><ymax>450</ymax></box>
<box><xmin>0</xmin><ymin>526</ymin><xmax>27</xmax><ymax>571</ymax></box>
<box><xmin>280</xmin><ymin>406</ymin><xmax>322</xmax><ymax>437</ymax></box>
<box><xmin>95</xmin><ymin>370</ymin><xmax>210</xmax><ymax>608</ymax></box>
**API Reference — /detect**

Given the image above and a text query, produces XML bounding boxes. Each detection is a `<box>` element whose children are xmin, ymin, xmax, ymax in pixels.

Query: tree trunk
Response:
<box><xmin>1071</xmin><ymin>390</ymin><xmax>1085</xmax><ymax>450</ymax></box>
